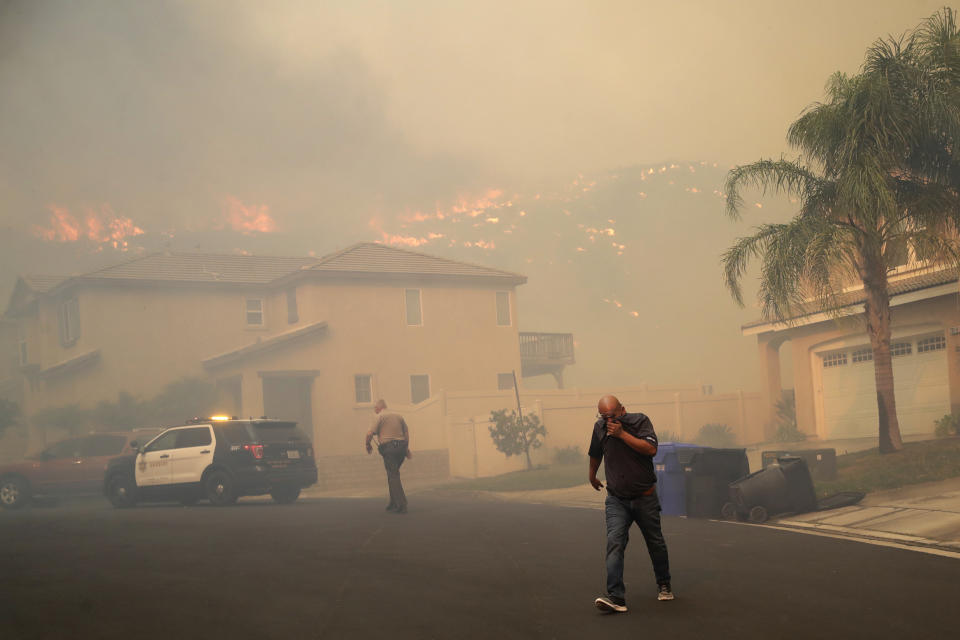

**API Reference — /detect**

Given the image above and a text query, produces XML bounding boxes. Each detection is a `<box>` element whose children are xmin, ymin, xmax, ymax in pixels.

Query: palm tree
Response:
<box><xmin>722</xmin><ymin>9</ymin><xmax>960</xmax><ymax>453</ymax></box>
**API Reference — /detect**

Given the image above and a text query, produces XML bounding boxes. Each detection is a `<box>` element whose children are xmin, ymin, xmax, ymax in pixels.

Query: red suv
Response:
<box><xmin>0</xmin><ymin>430</ymin><xmax>158</xmax><ymax>509</ymax></box>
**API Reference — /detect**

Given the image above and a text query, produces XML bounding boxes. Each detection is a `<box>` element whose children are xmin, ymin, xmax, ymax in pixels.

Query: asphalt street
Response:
<box><xmin>1</xmin><ymin>495</ymin><xmax>956</xmax><ymax>640</ymax></box>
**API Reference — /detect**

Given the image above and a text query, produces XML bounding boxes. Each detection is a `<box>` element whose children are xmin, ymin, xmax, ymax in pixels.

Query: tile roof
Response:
<box><xmin>201</xmin><ymin>321</ymin><xmax>328</xmax><ymax>369</ymax></box>
<box><xmin>81</xmin><ymin>253</ymin><xmax>319</xmax><ymax>285</ymax></box>
<box><xmin>309</xmin><ymin>242</ymin><xmax>526</xmax><ymax>283</ymax></box>
<box><xmin>743</xmin><ymin>266</ymin><xmax>959</xmax><ymax>330</ymax></box>
<box><xmin>21</xmin><ymin>275</ymin><xmax>67</xmax><ymax>293</ymax></box>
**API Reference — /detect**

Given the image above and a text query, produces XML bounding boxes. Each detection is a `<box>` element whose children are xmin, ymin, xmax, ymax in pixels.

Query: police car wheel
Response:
<box><xmin>205</xmin><ymin>470</ymin><xmax>237</xmax><ymax>506</ymax></box>
<box><xmin>107</xmin><ymin>474</ymin><xmax>137</xmax><ymax>509</ymax></box>
<box><xmin>0</xmin><ymin>475</ymin><xmax>30</xmax><ymax>509</ymax></box>
<box><xmin>270</xmin><ymin>486</ymin><xmax>301</xmax><ymax>504</ymax></box>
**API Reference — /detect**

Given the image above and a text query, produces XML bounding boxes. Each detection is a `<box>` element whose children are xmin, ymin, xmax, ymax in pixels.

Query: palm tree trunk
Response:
<box><xmin>862</xmin><ymin>268</ymin><xmax>904</xmax><ymax>453</ymax></box>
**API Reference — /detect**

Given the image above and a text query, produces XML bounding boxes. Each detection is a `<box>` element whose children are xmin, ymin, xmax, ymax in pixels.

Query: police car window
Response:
<box><xmin>79</xmin><ymin>435</ymin><xmax>126</xmax><ymax>457</ymax></box>
<box><xmin>175</xmin><ymin>427</ymin><xmax>212</xmax><ymax>448</ymax></box>
<box><xmin>251</xmin><ymin>422</ymin><xmax>308</xmax><ymax>443</ymax></box>
<box><xmin>45</xmin><ymin>439</ymin><xmax>81</xmax><ymax>459</ymax></box>
<box><xmin>217</xmin><ymin>423</ymin><xmax>253</xmax><ymax>444</ymax></box>
<box><xmin>144</xmin><ymin>430</ymin><xmax>179</xmax><ymax>452</ymax></box>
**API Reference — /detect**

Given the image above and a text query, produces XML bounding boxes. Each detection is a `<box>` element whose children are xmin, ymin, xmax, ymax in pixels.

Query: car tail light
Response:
<box><xmin>243</xmin><ymin>444</ymin><xmax>264</xmax><ymax>459</ymax></box>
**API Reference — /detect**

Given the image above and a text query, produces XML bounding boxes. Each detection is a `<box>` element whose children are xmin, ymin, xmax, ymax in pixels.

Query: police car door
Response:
<box><xmin>168</xmin><ymin>426</ymin><xmax>215</xmax><ymax>485</ymax></box>
<box><xmin>136</xmin><ymin>429</ymin><xmax>177</xmax><ymax>486</ymax></box>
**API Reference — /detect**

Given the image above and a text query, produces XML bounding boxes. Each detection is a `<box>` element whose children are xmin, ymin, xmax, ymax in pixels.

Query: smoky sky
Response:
<box><xmin>0</xmin><ymin>1</ymin><xmax>951</xmax><ymax>393</ymax></box>
<box><xmin>0</xmin><ymin>0</ymin><xmax>949</xmax><ymax>235</ymax></box>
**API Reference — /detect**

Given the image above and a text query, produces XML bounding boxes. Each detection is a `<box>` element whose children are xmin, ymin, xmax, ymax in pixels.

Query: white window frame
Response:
<box><xmin>245</xmin><ymin>297</ymin><xmax>265</xmax><ymax>327</ymax></box>
<box><xmin>410</xmin><ymin>373</ymin><xmax>431</xmax><ymax>404</ymax></box>
<box><xmin>917</xmin><ymin>335</ymin><xmax>946</xmax><ymax>353</ymax></box>
<box><xmin>851</xmin><ymin>347</ymin><xmax>873</xmax><ymax>363</ymax></box>
<box><xmin>821</xmin><ymin>351</ymin><xmax>847</xmax><ymax>368</ymax></box>
<box><xmin>354</xmin><ymin>374</ymin><xmax>373</xmax><ymax>405</ymax></box>
<box><xmin>58</xmin><ymin>297</ymin><xmax>80</xmax><ymax>347</ymax></box>
<box><xmin>404</xmin><ymin>288</ymin><xmax>423</xmax><ymax>327</ymax></box>
<box><xmin>891</xmin><ymin>342</ymin><xmax>913</xmax><ymax>357</ymax></box>
<box><xmin>286</xmin><ymin>288</ymin><xmax>298</xmax><ymax>324</ymax></box>
<box><xmin>495</xmin><ymin>291</ymin><xmax>511</xmax><ymax>327</ymax></box>
<box><xmin>497</xmin><ymin>372</ymin><xmax>514</xmax><ymax>391</ymax></box>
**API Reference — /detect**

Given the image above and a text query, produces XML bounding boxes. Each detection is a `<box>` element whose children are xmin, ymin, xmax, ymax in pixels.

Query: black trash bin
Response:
<box><xmin>685</xmin><ymin>448</ymin><xmax>750</xmax><ymax>518</ymax></box>
<box><xmin>726</xmin><ymin>456</ymin><xmax>817</xmax><ymax>523</ymax></box>
<box><xmin>761</xmin><ymin>448</ymin><xmax>837</xmax><ymax>480</ymax></box>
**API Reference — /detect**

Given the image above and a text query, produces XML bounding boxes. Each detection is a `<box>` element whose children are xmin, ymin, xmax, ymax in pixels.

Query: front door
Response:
<box><xmin>136</xmin><ymin>430</ymin><xmax>177</xmax><ymax>486</ymax></box>
<box><xmin>168</xmin><ymin>426</ymin><xmax>215</xmax><ymax>484</ymax></box>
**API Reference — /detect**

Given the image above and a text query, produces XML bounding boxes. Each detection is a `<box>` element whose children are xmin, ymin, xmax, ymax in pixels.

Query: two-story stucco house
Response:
<box><xmin>3</xmin><ymin>243</ymin><xmax>533</xmax><ymax>455</ymax></box>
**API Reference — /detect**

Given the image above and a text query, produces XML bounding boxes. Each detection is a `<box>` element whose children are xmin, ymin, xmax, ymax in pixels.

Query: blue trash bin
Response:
<box><xmin>653</xmin><ymin>443</ymin><xmax>706</xmax><ymax>516</ymax></box>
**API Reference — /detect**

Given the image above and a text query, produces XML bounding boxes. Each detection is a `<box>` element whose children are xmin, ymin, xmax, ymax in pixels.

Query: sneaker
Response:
<box><xmin>594</xmin><ymin>597</ymin><xmax>627</xmax><ymax>613</ymax></box>
<box><xmin>395</xmin><ymin>505</ymin><xmax>407</xmax><ymax>514</ymax></box>
<box><xmin>385</xmin><ymin>504</ymin><xmax>396</xmax><ymax>511</ymax></box>
<box><xmin>657</xmin><ymin>584</ymin><xmax>674</xmax><ymax>601</ymax></box>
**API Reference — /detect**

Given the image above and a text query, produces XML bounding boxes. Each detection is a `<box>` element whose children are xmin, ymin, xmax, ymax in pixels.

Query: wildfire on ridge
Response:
<box><xmin>33</xmin><ymin>204</ymin><xmax>145</xmax><ymax>249</ymax></box>
<box><xmin>223</xmin><ymin>196</ymin><xmax>276</xmax><ymax>234</ymax></box>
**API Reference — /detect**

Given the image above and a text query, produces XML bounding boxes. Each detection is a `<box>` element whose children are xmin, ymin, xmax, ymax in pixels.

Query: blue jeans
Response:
<box><xmin>604</xmin><ymin>492</ymin><xmax>671</xmax><ymax>603</ymax></box>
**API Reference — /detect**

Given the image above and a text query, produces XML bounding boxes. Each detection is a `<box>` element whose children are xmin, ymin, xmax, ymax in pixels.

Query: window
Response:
<box><xmin>355</xmin><ymin>374</ymin><xmax>372</xmax><ymax>404</ymax></box>
<box><xmin>917</xmin><ymin>335</ymin><xmax>946</xmax><ymax>353</ymax></box>
<box><xmin>821</xmin><ymin>351</ymin><xmax>847</xmax><ymax>368</ymax></box>
<box><xmin>18</xmin><ymin>340</ymin><xmax>27</xmax><ymax>366</ymax></box>
<box><xmin>496</xmin><ymin>291</ymin><xmax>511</xmax><ymax>326</ymax></box>
<box><xmin>891</xmin><ymin>342</ymin><xmax>912</xmax><ymax>357</ymax></box>
<box><xmin>79</xmin><ymin>435</ymin><xmax>127</xmax><ymax>457</ymax></box>
<box><xmin>410</xmin><ymin>374</ymin><xmax>430</xmax><ymax>404</ymax></box>
<box><xmin>245</xmin><ymin>298</ymin><xmax>264</xmax><ymax>326</ymax></box>
<box><xmin>851</xmin><ymin>348</ymin><xmax>873</xmax><ymax>363</ymax></box>
<box><xmin>58</xmin><ymin>297</ymin><xmax>80</xmax><ymax>346</ymax></box>
<box><xmin>175</xmin><ymin>427</ymin><xmax>212</xmax><ymax>448</ymax></box>
<box><xmin>498</xmin><ymin>373</ymin><xmax>515</xmax><ymax>391</ymax></box>
<box><xmin>44</xmin><ymin>439</ymin><xmax>82</xmax><ymax>459</ymax></box>
<box><xmin>286</xmin><ymin>288</ymin><xmax>298</xmax><ymax>324</ymax></box>
<box><xmin>144</xmin><ymin>430</ymin><xmax>179</xmax><ymax>452</ymax></box>
<box><xmin>405</xmin><ymin>289</ymin><xmax>422</xmax><ymax>326</ymax></box>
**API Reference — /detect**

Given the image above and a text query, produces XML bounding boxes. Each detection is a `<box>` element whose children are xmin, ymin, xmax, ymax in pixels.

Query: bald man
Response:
<box><xmin>589</xmin><ymin>395</ymin><xmax>672</xmax><ymax>612</ymax></box>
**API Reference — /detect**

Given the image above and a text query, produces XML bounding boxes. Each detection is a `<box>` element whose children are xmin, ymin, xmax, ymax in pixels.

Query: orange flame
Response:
<box><xmin>223</xmin><ymin>196</ymin><xmax>276</xmax><ymax>234</ymax></box>
<box><xmin>33</xmin><ymin>204</ymin><xmax>144</xmax><ymax>248</ymax></box>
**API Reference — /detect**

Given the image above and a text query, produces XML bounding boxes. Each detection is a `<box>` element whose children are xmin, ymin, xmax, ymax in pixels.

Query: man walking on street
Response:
<box><xmin>365</xmin><ymin>399</ymin><xmax>412</xmax><ymax>513</ymax></box>
<box><xmin>589</xmin><ymin>394</ymin><xmax>673</xmax><ymax>612</ymax></box>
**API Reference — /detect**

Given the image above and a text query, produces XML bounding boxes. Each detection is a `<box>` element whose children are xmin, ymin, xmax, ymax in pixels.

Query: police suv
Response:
<box><xmin>103</xmin><ymin>417</ymin><xmax>318</xmax><ymax>507</ymax></box>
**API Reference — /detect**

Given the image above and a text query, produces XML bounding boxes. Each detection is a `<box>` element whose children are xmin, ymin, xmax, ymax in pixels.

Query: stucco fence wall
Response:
<box><xmin>378</xmin><ymin>386</ymin><xmax>765</xmax><ymax>479</ymax></box>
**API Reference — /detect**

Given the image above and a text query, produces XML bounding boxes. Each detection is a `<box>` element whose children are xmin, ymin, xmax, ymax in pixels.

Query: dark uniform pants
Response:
<box><xmin>378</xmin><ymin>440</ymin><xmax>408</xmax><ymax>509</ymax></box>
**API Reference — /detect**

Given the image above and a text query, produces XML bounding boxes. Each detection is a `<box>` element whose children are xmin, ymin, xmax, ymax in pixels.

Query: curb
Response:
<box><xmin>715</xmin><ymin>518</ymin><xmax>960</xmax><ymax>559</ymax></box>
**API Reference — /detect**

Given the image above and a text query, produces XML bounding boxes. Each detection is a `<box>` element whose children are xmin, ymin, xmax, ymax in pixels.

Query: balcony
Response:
<box><xmin>519</xmin><ymin>332</ymin><xmax>575</xmax><ymax>387</ymax></box>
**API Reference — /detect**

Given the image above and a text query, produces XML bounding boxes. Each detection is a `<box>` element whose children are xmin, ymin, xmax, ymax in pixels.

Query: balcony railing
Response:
<box><xmin>519</xmin><ymin>332</ymin><xmax>575</xmax><ymax>363</ymax></box>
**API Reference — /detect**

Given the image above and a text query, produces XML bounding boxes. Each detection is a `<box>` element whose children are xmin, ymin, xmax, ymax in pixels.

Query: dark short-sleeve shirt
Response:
<box><xmin>588</xmin><ymin>412</ymin><xmax>659</xmax><ymax>499</ymax></box>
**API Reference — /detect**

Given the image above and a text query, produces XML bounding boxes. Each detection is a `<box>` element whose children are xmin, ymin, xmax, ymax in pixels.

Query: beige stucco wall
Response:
<box><xmin>758</xmin><ymin>292</ymin><xmax>960</xmax><ymax>439</ymax></box>
<box><xmin>207</xmin><ymin>279</ymin><xmax>523</xmax><ymax>455</ymax></box>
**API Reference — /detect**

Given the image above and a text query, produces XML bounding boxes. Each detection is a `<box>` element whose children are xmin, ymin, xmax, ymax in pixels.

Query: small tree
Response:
<box><xmin>488</xmin><ymin>408</ymin><xmax>546</xmax><ymax>471</ymax></box>
<box><xmin>0</xmin><ymin>398</ymin><xmax>20</xmax><ymax>436</ymax></box>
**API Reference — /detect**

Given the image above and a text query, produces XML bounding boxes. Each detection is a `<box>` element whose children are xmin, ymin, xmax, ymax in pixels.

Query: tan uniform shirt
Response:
<box><xmin>371</xmin><ymin>413</ymin><xmax>408</xmax><ymax>443</ymax></box>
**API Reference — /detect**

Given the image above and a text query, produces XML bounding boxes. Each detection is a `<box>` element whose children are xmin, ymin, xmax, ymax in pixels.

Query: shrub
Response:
<box><xmin>773</xmin><ymin>390</ymin><xmax>806</xmax><ymax>442</ymax></box>
<box><xmin>934</xmin><ymin>413</ymin><xmax>960</xmax><ymax>437</ymax></box>
<box><xmin>553</xmin><ymin>445</ymin><xmax>582</xmax><ymax>465</ymax></box>
<box><xmin>694</xmin><ymin>423</ymin><xmax>737</xmax><ymax>448</ymax></box>
<box><xmin>657</xmin><ymin>430</ymin><xmax>682</xmax><ymax>443</ymax></box>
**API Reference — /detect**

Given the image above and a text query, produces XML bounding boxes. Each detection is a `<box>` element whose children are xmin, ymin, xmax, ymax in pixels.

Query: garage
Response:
<box><xmin>817</xmin><ymin>332</ymin><xmax>950</xmax><ymax>439</ymax></box>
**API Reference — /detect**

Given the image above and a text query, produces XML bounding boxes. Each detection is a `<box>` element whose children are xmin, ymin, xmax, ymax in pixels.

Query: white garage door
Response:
<box><xmin>819</xmin><ymin>333</ymin><xmax>949</xmax><ymax>439</ymax></box>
